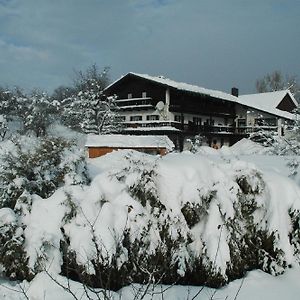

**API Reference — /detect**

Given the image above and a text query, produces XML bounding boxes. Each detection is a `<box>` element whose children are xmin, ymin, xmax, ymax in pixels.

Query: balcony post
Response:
<box><xmin>165</xmin><ymin>88</ymin><xmax>170</xmax><ymax>120</ymax></box>
<box><xmin>277</xmin><ymin>118</ymin><xmax>283</xmax><ymax>136</ymax></box>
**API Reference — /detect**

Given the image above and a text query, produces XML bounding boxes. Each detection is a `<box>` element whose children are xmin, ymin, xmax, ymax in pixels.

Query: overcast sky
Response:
<box><xmin>0</xmin><ymin>0</ymin><xmax>299</xmax><ymax>94</ymax></box>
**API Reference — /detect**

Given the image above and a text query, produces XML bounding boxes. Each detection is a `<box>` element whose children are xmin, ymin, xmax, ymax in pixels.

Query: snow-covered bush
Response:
<box><xmin>0</xmin><ymin>135</ymin><xmax>89</xmax><ymax>281</ymax></box>
<box><xmin>48</xmin><ymin>151</ymin><xmax>300</xmax><ymax>289</ymax></box>
<box><xmin>186</xmin><ymin>134</ymin><xmax>206</xmax><ymax>153</ymax></box>
<box><xmin>249</xmin><ymin>130</ymin><xmax>298</xmax><ymax>155</ymax></box>
<box><xmin>0</xmin><ymin>115</ymin><xmax>8</xmax><ymax>141</ymax></box>
<box><xmin>0</xmin><ymin>135</ymin><xmax>89</xmax><ymax>209</ymax></box>
<box><xmin>1</xmin><ymin>149</ymin><xmax>300</xmax><ymax>290</ymax></box>
<box><xmin>0</xmin><ymin>208</ymin><xmax>30</xmax><ymax>280</ymax></box>
<box><xmin>249</xmin><ymin>128</ymin><xmax>300</xmax><ymax>183</ymax></box>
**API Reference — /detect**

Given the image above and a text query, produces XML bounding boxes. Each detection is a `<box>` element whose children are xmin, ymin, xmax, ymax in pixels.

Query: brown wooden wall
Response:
<box><xmin>169</xmin><ymin>89</ymin><xmax>236</xmax><ymax>117</ymax></box>
<box><xmin>88</xmin><ymin>147</ymin><xmax>114</xmax><ymax>158</ymax></box>
<box><xmin>88</xmin><ymin>147</ymin><xmax>168</xmax><ymax>158</ymax></box>
<box><xmin>105</xmin><ymin>74</ymin><xmax>166</xmax><ymax>103</ymax></box>
<box><xmin>105</xmin><ymin>74</ymin><xmax>235</xmax><ymax>118</ymax></box>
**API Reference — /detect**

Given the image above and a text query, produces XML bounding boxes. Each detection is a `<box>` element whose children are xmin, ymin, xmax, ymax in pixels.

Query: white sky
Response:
<box><xmin>0</xmin><ymin>0</ymin><xmax>299</xmax><ymax>94</ymax></box>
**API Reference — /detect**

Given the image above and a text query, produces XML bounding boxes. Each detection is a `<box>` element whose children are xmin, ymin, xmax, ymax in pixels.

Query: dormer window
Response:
<box><xmin>142</xmin><ymin>91</ymin><xmax>147</xmax><ymax>98</ymax></box>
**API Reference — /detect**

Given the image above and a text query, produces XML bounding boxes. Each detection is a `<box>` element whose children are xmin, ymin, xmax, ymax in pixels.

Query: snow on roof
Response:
<box><xmin>237</xmin><ymin>90</ymin><xmax>296</xmax><ymax>120</ymax></box>
<box><xmin>85</xmin><ymin>134</ymin><xmax>175</xmax><ymax>150</ymax></box>
<box><xmin>106</xmin><ymin>72</ymin><xmax>237</xmax><ymax>102</ymax></box>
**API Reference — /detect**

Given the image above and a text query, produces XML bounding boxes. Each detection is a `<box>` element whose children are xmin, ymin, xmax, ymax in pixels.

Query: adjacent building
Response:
<box><xmin>104</xmin><ymin>72</ymin><xmax>298</xmax><ymax>150</ymax></box>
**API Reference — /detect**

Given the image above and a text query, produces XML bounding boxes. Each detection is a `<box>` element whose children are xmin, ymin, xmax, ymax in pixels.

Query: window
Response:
<box><xmin>147</xmin><ymin>115</ymin><xmax>159</xmax><ymax>121</ymax></box>
<box><xmin>130</xmin><ymin>115</ymin><xmax>142</xmax><ymax>121</ymax></box>
<box><xmin>193</xmin><ymin>117</ymin><xmax>202</xmax><ymax>125</ymax></box>
<box><xmin>128</xmin><ymin>93</ymin><xmax>132</xmax><ymax>99</ymax></box>
<box><xmin>142</xmin><ymin>91</ymin><xmax>147</xmax><ymax>98</ymax></box>
<box><xmin>204</xmin><ymin>119</ymin><xmax>213</xmax><ymax>126</ymax></box>
<box><xmin>237</xmin><ymin>119</ymin><xmax>246</xmax><ymax>127</ymax></box>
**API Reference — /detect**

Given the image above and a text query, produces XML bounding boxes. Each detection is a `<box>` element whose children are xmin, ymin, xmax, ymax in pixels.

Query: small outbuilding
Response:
<box><xmin>85</xmin><ymin>134</ymin><xmax>174</xmax><ymax>158</ymax></box>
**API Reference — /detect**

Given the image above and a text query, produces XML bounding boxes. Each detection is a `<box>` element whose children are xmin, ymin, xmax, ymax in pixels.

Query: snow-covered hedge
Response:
<box><xmin>0</xmin><ymin>135</ymin><xmax>89</xmax><ymax>209</ymax></box>
<box><xmin>0</xmin><ymin>135</ymin><xmax>89</xmax><ymax>280</ymax></box>
<box><xmin>1</xmin><ymin>148</ymin><xmax>300</xmax><ymax>289</ymax></box>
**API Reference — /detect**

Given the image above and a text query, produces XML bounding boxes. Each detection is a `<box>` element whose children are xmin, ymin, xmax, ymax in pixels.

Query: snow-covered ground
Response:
<box><xmin>0</xmin><ymin>138</ymin><xmax>300</xmax><ymax>299</ymax></box>
<box><xmin>0</xmin><ymin>266</ymin><xmax>300</xmax><ymax>299</ymax></box>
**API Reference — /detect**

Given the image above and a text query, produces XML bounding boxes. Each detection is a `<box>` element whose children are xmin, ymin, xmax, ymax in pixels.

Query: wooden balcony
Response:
<box><xmin>120</xmin><ymin>120</ymin><xmax>278</xmax><ymax>137</ymax></box>
<box><xmin>116</xmin><ymin>97</ymin><xmax>155</xmax><ymax>111</ymax></box>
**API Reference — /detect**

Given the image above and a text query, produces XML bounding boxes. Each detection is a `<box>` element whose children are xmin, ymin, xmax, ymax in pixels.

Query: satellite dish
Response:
<box><xmin>156</xmin><ymin>101</ymin><xmax>165</xmax><ymax>111</ymax></box>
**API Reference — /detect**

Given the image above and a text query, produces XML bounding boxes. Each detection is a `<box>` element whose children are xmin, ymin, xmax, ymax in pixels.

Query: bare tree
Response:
<box><xmin>72</xmin><ymin>64</ymin><xmax>110</xmax><ymax>93</ymax></box>
<box><xmin>256</xmin><ymin>70</ymin><xmax>300</xmax><ymax>101</ymax></box>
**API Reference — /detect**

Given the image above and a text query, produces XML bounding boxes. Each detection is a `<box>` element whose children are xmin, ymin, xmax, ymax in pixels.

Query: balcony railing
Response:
<box><xmin>116</xmin><ymin>97</ymin><xmax>154</xmax><ymax>111</ymax></box>
<box><xmin>185</xmin><ymin>124</ymin><xmax>235</xmax><ymax>134</ymax></box>
<box><xmin>123</xmin><ymin>120</ymin><xmax>181</xmax><ymax>130</ymax></box>
<box><xmin>234</xmin><ymin>126</ymin><xmax>278</xmax><ymax>134</ymax></box>
<box><xmin>120</xmin><ymin>120</ymin><xmax>279</xmax><ymax>135</ymax></box>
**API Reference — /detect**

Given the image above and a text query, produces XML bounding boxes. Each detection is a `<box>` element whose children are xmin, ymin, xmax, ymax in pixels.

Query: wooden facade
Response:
<box><xmin>88</xmin><ymin>146</ymin><xmax>167</xmax><ymax>158</ymax></box>
<box><xmin>104</xmin><ymin>73</ymin><xmax>297</xmax><ymax>150</ymax></box>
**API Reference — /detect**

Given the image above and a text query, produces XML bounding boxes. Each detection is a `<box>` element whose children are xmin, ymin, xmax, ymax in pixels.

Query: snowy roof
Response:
<box><xmin>237</xmin><ymin>90</ymin><xmax>296</xmax><ymax>120</ymax></box>
<box><xmin>85</xmin><ymin>134</ymin><xmax>174</xmax><ymax>150</ymax></box>
<box><xmin>106</xmin><ymin>72</ymin><xmax>237</xmax><ymax>102</ymax></box>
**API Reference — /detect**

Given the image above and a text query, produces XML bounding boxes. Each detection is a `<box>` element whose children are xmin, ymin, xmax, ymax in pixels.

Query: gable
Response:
<box><xmin>237</xmin><ymin>90</ymin><xmax>296</xmax><ymax>120</ymax></box>
<box><xmin>105</xmin><ymin>73</ymin><xmax>166</xmax><ymax>101</ymax></box>
<box><xmin>276</xmin><ymin>94</ymin><xmax>298</xmax><ymax>112</ymax></box>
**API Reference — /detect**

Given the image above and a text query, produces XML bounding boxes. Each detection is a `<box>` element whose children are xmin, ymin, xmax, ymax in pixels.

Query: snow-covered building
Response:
<box><xmin>104</xmin><ymin>72</ymin><xmax>298</xmax><ymax>150</ymax></box>
<box><xmin>85</xmin><ymin>134</ymin><xmax>174</xmax><ymax>158</ymax></box>
<box><xmin>235</xmin><ymin>90</ymin><xmax>297</xmax><ymax>137</ymax></box>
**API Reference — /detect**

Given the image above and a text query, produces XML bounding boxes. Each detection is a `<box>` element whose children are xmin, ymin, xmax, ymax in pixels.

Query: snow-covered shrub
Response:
<box><xmin>1</xmin><ymin>150</ymin><xmax>300</xmax><ymax>290</ymax></box>
<box><xmin>0</xmin><ymin>208</ymin><xmax>31</xmax><ymax>280</ymax></box>
<box><xmin>249</xmin><ymin>129</ymin><xmax>300</xmax><ymax>185</ymax></box>
<box><xmin>0</xmin><ymin>135</ymin><xmax>89</xmax><ymax>209</ymax></box>
<box><xmin>0</xmin><ymin>115</ymin><xmax>8</xmax><ymax>141</ymax></box>
<box><xmin>186</xmin><ymin>134</ymin><xmax>206</xmax><ymax>153</ymax></box>
<box><xmin>234</xmin><ymin>166</ymin><xmax>265</xmax><ymax>195</ymax></box>
<box><xmin>289</xmin><ymin>209</ymin><xmax>300</xmax><ymax>258</ymax></box>
<box><xmin>250</xmin><ymin>130</ymin><xmax>300</xmax><ymax>156</ymax></box>
<box><xmin>50</xmin><ymin>152</ymin><xmax>300</xmax><ymax>289</ymax></box>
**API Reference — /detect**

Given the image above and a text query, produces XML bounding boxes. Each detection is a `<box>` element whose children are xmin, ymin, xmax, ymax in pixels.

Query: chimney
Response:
<box><xmin>231</xmin><ymin>87</ymin><xmax>239</xmax><ymax>97</ymax></box>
